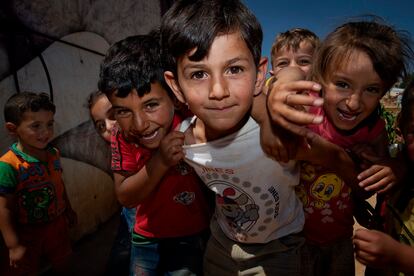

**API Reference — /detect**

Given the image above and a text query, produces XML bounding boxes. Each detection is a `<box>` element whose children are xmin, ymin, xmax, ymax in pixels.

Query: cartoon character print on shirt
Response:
<box><xmin>217</xmin><ymin>187</ymin><xmax>259</xmax><ymax>238</ymax></box>
<box><xmin>16</xmin><ymin>162</ymin><xmax>59</xmax><ymax>223</ymax></box>
<box><xmin>301</xmin><ymin>162</ymin><xmax>316</xmax><ymax>182</ymax></box>
<box><xmin>300</xmin><ymin>162</ymin><xmax>349</xmax><ymax>223</ymax></box>
<box><xmin>173</xmin><ymin>161</ymin><xmax>195</xmax><ymax>206</ymax></box>
<box><xmin>310</xmin><ymin>173</ymin><xmax>347</xmax><ymax>223</ymax></box>
<box><xmin>17</xmin><ymin>183</ymin><xmax>55</xmax><ymax>223</ymax></box>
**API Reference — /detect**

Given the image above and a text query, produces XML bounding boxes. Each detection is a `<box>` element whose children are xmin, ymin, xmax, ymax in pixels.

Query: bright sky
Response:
<box><xmin>244</xmin><ymin>0</ymin><xmax>414</xmax><ymax>69</ymax></box>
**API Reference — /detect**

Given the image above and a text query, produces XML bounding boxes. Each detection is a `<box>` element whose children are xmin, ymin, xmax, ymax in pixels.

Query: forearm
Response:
<box><xmin>0</xmin><ymin>204</ymin><xmax>20</xmax><ymax>249</ymax></box>
<box><xmin>251</xmin><ymin>92</ymin><xmax>268</xmax><ymax>124</ymax></box>
<box><xmin>115</xmin><ymin>153</ymin><xmax>169</xmax><ymax>207</ymax></box>
<box><xmin>296</xmin><ymin>135</ymin><xmax>371</xmax><ymax>198</ymax></box>
<box><xmin>392</xmin><ymin>242</ymin><xmax>414</xmax><ymax>274</ymax></box>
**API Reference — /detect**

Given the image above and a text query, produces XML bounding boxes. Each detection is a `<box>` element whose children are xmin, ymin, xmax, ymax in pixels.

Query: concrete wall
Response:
<box><xmin>0</xmin><ymin>0</ymin><xmax>168</xmax><ymax>240</ymax></box>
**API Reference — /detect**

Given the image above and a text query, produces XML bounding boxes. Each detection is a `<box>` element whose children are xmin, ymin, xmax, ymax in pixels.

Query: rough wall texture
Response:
<box><xmin>1</xmin><ymin>0</ymin><xmax>163</xmax><ymax>80</ymax></box>
<box><xmin>0</xmin><ymin>0</ymin><xmax>169</xmax><ymax>240</ymax></box>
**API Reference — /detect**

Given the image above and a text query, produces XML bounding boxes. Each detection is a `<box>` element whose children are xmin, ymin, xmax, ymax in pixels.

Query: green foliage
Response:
<box><xmin>379</xmin><ymin>104</ymin><xmax>398</xmax><ymax>144</ymax></box>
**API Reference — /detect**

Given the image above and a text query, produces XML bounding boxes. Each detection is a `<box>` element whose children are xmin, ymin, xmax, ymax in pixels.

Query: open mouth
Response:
<box><xmin>140</xmin><ymin>129</ymin><xmax>159</xmax><ymax>141</ymax></box>
<box><xmin>337</xmin><ymin>109</ymin><xmax>359</xmax><ymax>121</ymax></box>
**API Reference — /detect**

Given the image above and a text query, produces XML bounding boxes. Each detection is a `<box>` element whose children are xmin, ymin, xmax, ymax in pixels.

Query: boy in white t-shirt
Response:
<box><xmin>161</xmin><ymin>0</ymin><xmax>360</xmax><ymax>274</ymax></box>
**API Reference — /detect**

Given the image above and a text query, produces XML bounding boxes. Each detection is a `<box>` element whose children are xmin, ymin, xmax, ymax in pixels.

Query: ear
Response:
<box><xmin>5</xmin><ymin>122</ymin><xmax>17</xmax><ymax>136</ymax></box>
<box><xmin>254</xmin><ymin>57</ymin><xmax>268</xmax><ymax>96</ymax></box>
<box><xmin>164</xmin><ymin>71</ymin><xmax>186</xmax><ymax>104</ymax></box>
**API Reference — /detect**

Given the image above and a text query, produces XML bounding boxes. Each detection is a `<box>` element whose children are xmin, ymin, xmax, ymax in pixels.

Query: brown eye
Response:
<box><xmin>95</xmin><ymin>121</ymin><xmax>106</xmax><ymax>134</ymax></box>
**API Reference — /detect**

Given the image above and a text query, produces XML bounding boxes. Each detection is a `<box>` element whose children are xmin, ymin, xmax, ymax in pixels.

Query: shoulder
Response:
<box><xmin>0</xmin><ymin>160</ymin><xmax>18</xmax><ymax>194</ymax></box>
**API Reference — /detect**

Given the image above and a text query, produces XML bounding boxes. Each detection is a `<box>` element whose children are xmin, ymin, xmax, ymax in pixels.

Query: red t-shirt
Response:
<box><xmin>111</xmin><ymin>114</ymin><xmax>210</xmax><ymax>238</ymax></box>
<box><xmin>298</xmin><ymin>105</ymin><xmax>385</xmax><ymax>245</ymax></box>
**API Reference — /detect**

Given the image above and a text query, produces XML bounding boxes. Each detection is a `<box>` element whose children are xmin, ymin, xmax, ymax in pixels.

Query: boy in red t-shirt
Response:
<box><xmin>98</xmin><ymin>32</ymin><xmax>211</xmax><ymax>275</ymax></box>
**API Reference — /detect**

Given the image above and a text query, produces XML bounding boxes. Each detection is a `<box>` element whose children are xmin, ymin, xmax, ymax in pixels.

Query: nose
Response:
<box><xmin>133</xmin><ymin>112</ymin><xmax>149</xmax><ymax>133</ymax></box>
<box><xmin>289</xmin><ymin>60</ymin><xmax>298</xmax><ymax>67</ymax></box>
<box><xmin>209</xmin><ymin>75</ymin><xmax>230</xmax><ymax>100</ymax></box>
<box><xmin>105</xmin><ymin>119</ymin><xmax>115</xmax><ymax>134</ymax></box>
<box><xmin>345</xmin><ymin>92</ymin><xmax>361</xmax><ymax>111</ymax></box>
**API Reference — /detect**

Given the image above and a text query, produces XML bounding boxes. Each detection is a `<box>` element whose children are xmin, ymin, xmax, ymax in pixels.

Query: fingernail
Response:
<box><xmin>312</xmin><ymin>116</ymin><xmax>323</xmax><ymax>124</ymax></box>
<box><xmin>313</xmin><ymin>83</ymin><xmax>322</xmax><ymax>90</ymax></box>
<box><xmin>313</xmin><ymin>98</ymin><xmax>324</xmax><ymax>106</ymax></box>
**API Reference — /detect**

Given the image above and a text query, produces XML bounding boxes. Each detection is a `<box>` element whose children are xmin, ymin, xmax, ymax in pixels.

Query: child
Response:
<box><xmin>87</xmin><ymin>90</ymin><xmax>135</xmax><ymax>276</ymax></box>
<box><xmin>270</xmin><ymin>28</ymin><xmax>319</xmax><ymax>77</ymax></box>
<box><xmin>0</xmin><ymin>92</ymin><xmax>76</xmax><ymax>275</ymax></box>
<box><xmin>161</xmin><ymin>0</ymin><xmax>362</xmax><ymax>274</ymax></box>
<box><xmin>263</xmin><ymin>28</ymin><xmax>319</xmax><ymax>96</ymax></box>
<box><xmin>354</xmin><ymin>80</ymin><xmax>414</xmax><ymax>275</ymax></box>
<box><xmin>98</xmin><ymin>33</ymin><xmax>211</xmax><ymax>275</ymax></box>
<box><xmin>88</xmin><ymin>91</ymin><xmax>116</xmax><ymax>143</ymax></box>
<box><xmin>267</xmin><ymin>20</ymin><xmax>412</xmax><ymax>275</ymax></box>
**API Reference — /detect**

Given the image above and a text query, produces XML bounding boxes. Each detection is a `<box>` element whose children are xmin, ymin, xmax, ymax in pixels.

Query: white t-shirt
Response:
<box><xmin>180</xmin><ymin>116</ymin><xmax>304</xmax><ymax>243</ymax></box>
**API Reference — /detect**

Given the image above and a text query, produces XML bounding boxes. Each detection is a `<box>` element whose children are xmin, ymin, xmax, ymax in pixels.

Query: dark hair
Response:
<box><xmin>270</xmin><ymin>28</ymin><xmax>320</xmax><ymax>67</ymax></box>
<box><xmin>398</xmin><ymin>80</ymin><xmax>414</xmax><ymax>138</ymax></box>
<box><xmin>4</xmin><ymin>92</ymin><xmax>55</xmax><ymax>125</ymax></box>
<box><xmin>161</xmin><ymin>0</ymin><xmax>263</xmax><ymax>76</ymax></box>
<box><xmin>98</xmin><ymin>30</ymin><xmax>172</xmax><ymax>98</ymax></box>
<box><xmin>312</xmin><ymin>18</ymin><xmax>413</xmax><ymax>93</ymax></box>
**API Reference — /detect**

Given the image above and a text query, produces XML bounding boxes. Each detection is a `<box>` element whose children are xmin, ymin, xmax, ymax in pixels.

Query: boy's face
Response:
<box><xmin>7</xmin><ymin>110</ymin><xmax>54</xmax><ymax>151</ymax></box>
<box><xmin>90</xmin><ymin>95</ymin><xmax>116</xmax><ymax>143</ymax></box>
<box><xmin>109</xmin><ymin>83</ymin><xmax>175</xmax><ymax>149</ymax></box>
<box><xmin>271</xmin><ymin>41</ymin><xmax>314</xmax><ymax>77</ymax></box>
<box><xmin>165</xmin><ymin>32</ymin><xmax>267</xmax><ymax>141</ymax></box>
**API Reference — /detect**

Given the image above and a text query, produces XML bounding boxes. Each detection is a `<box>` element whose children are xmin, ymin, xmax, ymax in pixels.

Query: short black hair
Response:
<box><xmin>4</xmin><ymin>92</ymin><xmax>55</xmax><ymax>125</ymax></box>
<box><xmin>161</xmin><ymin>0</ymin><xmax>263</xmax><ymax>76</ymax></box>
<box><xmin>98</xmin><ymin>30</ymin><xmax>172</xmax><ymax>98</ymax></box>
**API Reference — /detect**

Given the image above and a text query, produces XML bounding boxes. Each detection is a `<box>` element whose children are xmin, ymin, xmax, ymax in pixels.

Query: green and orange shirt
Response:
<box><xmin>0</xmin><ymin>144</ymin><xmax>67</xmax><ymax>224</ymax></box>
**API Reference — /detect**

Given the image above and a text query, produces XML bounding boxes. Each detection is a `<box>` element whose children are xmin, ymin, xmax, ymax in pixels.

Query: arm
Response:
<box><xmin>0</xmin><ymin>195</ymin><xmax>26</xmax><ymax>267</ymax></box>
<box><xmin>267</xmin><ymin>67</ymin><xmax>324</xmax><ymax>136</ymax></box>
<box><xmin>252</xmin><ymin>92</ymin><xmax>297</xmax><ymax>162</ymax></box>
<box><xmin>354</xmin><ymin>228</ymin><xmax>414</xmax><ymax>274</ymax></box>
<box><xmin>295</xmin><ymin>133</ymin><xmax>371</xmax><ymax>199</ymax></box>
<box><xmin>114</xmin><ymin>131</ymin><xmax>185</xmax><ymax>207</ymax></box>
<box><xmin>251</xmin><ymin>68</ymin><xmax>314</xmax><ymax>162</ymax></box>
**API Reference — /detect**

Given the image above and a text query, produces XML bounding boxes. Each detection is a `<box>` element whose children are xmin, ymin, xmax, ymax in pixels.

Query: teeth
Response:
<box><xmin>141</xmin><ymin>130</ymin><xmax>158</xmax><ymax>140</ymax></box>
<box><xmin>338</xmin><ymin>111</ymin><xmax>356</xmax><ymax>121</ymax></box>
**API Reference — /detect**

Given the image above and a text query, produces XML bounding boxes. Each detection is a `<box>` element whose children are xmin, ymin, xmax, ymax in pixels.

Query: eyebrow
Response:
<box><xmin>182</xmin><ymin>56</ymin><xmax>250</xmax><ymax>71</ymax></box>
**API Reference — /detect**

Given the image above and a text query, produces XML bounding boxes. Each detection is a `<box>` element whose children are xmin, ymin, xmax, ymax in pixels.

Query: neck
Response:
<box><xmin>17</xmin><ymin>142</ymin><xmax>48</xmax><ymax>162</ymax></box>
<box><xmin>193</xmin><ymin>114</ymin><xmax>250</xmax><ymax>142</ymax></box>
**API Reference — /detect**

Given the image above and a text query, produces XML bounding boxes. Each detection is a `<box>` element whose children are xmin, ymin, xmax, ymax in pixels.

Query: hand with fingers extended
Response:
<box><xmin>267</xmin><ymin>67</ymin><xmax>324</xmax><ymax>137</ymax></box>
<box><xmin>158</xmin><ymin>131</ymin><xmax>186</xmax><ymax>168</ymax></box>
<box><xmin>350</xmin><ymin>143</ymin><xmax>399</xmax><ymax>194</ymax></box>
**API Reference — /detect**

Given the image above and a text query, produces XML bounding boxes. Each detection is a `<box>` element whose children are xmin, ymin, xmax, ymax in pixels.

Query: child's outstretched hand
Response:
<box><xmin>352</xmin><ymin>144</ymin><xmax>397</xmax><ymax>194</ymax></box>
<box><xmin>158</xmin><ymin>131</ymin><xmax>185</xmax><ymax>167</ymax></box>
<box><xmin>9</xmin><ymin>244</ymin><xmax>26</xmax><ymax>268</ymax></box>
<box><xmin>267</xmin><ymin>67</ymin><xmax>323</xmax><ymax>137</ymax></box>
